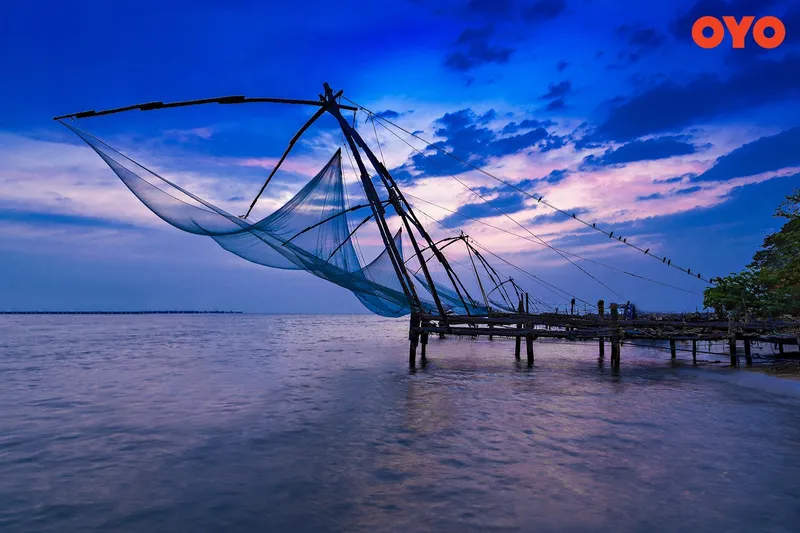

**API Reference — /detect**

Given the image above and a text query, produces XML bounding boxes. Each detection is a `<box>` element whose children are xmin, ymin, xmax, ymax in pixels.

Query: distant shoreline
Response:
<box><xmin>0</xmin><ymin>311</ymin><xmax>243</xmax><ymax>315</ymax></box>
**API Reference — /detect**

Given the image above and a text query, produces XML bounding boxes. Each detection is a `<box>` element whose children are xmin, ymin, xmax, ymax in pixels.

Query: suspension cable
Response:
<box><xmin>370</xmin><ymin>115</ymin><xmax>627</xmax><ymax>300</ymax></box>
<box><xmin>343</xmin><ymin>96</ymin><xmax>713</xmax><ymax>285</ymax></box>
<box><xmin>403</xmin><ymin>193</ymin><xmax>703</xmax><ymax>296</ymax></box>
<box><xmin>411</xmin><ymin>203</ymin><xmax>579</xmax><ymax>308</ymax></box>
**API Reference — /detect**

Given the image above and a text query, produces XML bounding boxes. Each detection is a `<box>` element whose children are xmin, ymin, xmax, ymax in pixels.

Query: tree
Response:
<box><xmin>704</xmin><ymin>189</ymin><xmax>800</xmax><ymax>318</ymax></box>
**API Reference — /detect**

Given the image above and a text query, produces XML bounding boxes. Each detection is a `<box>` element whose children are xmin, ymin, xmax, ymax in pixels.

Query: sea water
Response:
<box><xmin>1</xmin><ymin>314</ymin><xmax>799</xmax><ymax>532</ymax></box>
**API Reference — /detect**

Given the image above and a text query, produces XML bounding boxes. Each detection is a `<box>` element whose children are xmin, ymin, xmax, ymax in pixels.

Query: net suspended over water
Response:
<box><xmin>65</xmin><ymin>122</ymin><xmax>504</xmax><ymax>317</ymax></box>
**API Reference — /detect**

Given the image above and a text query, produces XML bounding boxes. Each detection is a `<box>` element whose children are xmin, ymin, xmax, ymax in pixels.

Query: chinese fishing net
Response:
<box><xmin>62</xmin><ymin>121</ymin><xmax>479</xmax><ymax>317</ymax></box>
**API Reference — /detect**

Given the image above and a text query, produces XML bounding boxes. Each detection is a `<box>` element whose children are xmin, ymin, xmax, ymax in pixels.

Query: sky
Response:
<box><xmin>1</xmin><ymin>0</ymin><xmax>799</xmax><ymax>313</ymax></box>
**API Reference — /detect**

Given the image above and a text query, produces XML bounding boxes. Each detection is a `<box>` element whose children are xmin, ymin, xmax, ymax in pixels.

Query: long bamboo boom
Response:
<box><xmin>53</xmin><ymin>95</ymin><xmax>357</xmax><ymax>121</ymax></box>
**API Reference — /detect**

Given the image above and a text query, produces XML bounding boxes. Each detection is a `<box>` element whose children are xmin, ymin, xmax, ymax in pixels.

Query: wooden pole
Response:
<box><xmin>245</xmin><ymin>106</ymin><xmax>327</xmax><ymax>217</ymax></box>
<box><xmin>670</xmin><ymin>339</ymin><xmax>676</xmax><ymax>359</ymax></box>
<box><xmin>466</xmin><ymin>241</ymin><xmax>491</xmax><ymax>313</ymax></box>
<box><xmin>420</xmin><ymin>331</ymin><xmax>429</xmax><ymax>364</ymax></box>
<box><xmin>330</xmin><ymin>103</ymin><xmax>416</xmax><ymax>310</ymax></box>
<box><xmin>728</xmin><ymin>317</ymin><xmax>737</xmax><ymax>367</ymax></box>
<box><xmin>610</xmin><ymin>303</ymin><xmax>620</xmax><ymax>367</ymax></box>
<box><xmin>744</xmin><ymin>339</ymin><xmax>752</xmax><ymax>366</ymax></box>
<box><xmin>692</xmin><ymin>340</ymin><xmax>697</xmax><ymax>364</ymax></box>
<box><xmin>515</xmin><ymin>299</ymin><xmax>523</xmax><ymax>360</ymax></box>
<box><xmin>598</xmin><ymin>300</ymin><xmax>605</xmax><ymax>359</ymax></box>
<box><xmin>409</xmin><ymin>312</ymin><xmax>419</xmax><ymax>368</ymax></box>
<box><xmin>526</xmin><ymin>332</ymin><xmax>534</xmax><ymax>366</ymax></box>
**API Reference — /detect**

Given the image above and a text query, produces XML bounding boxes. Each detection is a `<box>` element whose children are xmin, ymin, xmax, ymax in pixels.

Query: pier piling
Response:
<box><xmin>598</xmin><ymin>300</ymin><xmax>605</xmax><ymax>359</ymax></box>
<box><xmin>526</xmin><ymin>333</ymin><xmax>534</xmax><ymax>366</ymax></box>
<box><xmin>514</xmin><ymin>300</ymin><xmax>523</xmax><ymax>360</ymax></box>
<box><xmin>610</xmin><ymin>303</ymin><xmax>620</xmax><ymax>367</ymax></box>
<box><xmin>409</xmin><ymin>312</ymin><xmax>420</xmax><ymax>368</ymax></box>
<box><xmin>727</xmin><ymin>317</ymin><xmax>737</xmax><ymax>367</ymax></box>
<box><xmin>407</xmin><ymin>309</ymin><xmax>797</xmax><ymax>369</ymax></box>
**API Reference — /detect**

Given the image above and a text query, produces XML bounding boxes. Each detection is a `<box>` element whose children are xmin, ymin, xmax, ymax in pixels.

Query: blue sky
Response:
<box><xmin>1</xmin><ymin>0</ymin><xmax>799</xmax><ymax>313</ymax></box>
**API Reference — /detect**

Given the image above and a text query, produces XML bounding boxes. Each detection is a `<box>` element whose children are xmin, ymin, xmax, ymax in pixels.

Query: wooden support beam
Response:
<box><xmin>489</xmin><ymin>323</ymin><xmax>494</xmax><ymax>341</ymax></box>
<box><xmin>728</xmin><ymin>317</ymin><xmax>737</xmax><ymax>367</ymax></box>
<box><xmin>421</xmin><ymin>331</ymin><xmax>429</xmax><ymax>364</ymax></box>
<box><xmin>409</xmin><ymin>312</ymin><xmax>420</xmax><ymax>368</ymax></box>
<box><xmin>515</xmin><ymin>299</ymin><xmax>523</xmax><ymax>360</ymax></box>
<box><xmin>670</xmin><ymin>339</ymin><xmax>677</xmax><ymax>360</ymax></box>
<box><xmin>610</xmin><ymin>303</ymin><xmax>620</xmax><ymax>367</ymax></box>
<box><xmin>526</xmin><ymin>333</ymin><xmax>534</xmax><ymax>366</ymax></box>
<box><xmin>744</xmin><ymin>339</ymin><xmax>752</xmax><ymax>366</ymax></box>
<box><xmin>692</xmin><ymin>340</ymin><xmax>697</xmax><ymax>364</ymax></box>
<box><xmin>598</xmin><ymin>301</ymin><xmax>605</xmax><ymax>360</ymax></box>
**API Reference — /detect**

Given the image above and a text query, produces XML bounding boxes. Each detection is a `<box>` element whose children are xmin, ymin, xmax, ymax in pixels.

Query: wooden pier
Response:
<box><xmin>53</xmin><ymin>84</ymin><xmax>800</xmax><ymax>368</ymax></box>
<box><xmin>408</xmin><ymin>301</ymin><xmax>800</xmax><ymax>368</ymax></box>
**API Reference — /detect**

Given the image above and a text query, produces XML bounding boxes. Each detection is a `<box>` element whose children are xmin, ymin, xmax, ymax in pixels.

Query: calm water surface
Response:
<box><xmin>1</xmin><ymin>315</ymin><xmax>799</xmax><ymax>532</ymax></box>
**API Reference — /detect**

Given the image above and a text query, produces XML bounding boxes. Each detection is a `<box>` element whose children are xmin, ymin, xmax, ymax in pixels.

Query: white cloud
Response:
<box><xmin>0</xmin><ymin>114</ymin><xmax>794</xmax><ymax>285</ymax></box>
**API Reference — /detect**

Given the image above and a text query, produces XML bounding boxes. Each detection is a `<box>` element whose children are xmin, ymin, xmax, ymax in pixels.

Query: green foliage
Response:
<box><xmin>704</xmin><ymin>190</ymin><xmax>800</xmax><ymax>318</ymax></box>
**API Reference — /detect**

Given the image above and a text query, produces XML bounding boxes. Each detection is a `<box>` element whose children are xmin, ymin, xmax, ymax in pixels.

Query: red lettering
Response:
<box><xmin>722</xmin><ymin>16</ymin><xmax>754</xmax><ymax>48</ymax></box>
<box><xmin>753</xmin><ymin>16</ymin><xmax>786</xmax><ymax>49</ymax></box>
<box><xmin>692</xmin><ymin>16</ymin><xmax>725</xmax><ymax>48</ymax></box>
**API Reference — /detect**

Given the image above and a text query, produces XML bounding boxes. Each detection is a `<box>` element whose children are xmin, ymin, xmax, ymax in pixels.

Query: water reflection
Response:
<box><xmin>1</xmin><ymin>315</ymin><xmax>800</xmax><ymax>533</ymax></box>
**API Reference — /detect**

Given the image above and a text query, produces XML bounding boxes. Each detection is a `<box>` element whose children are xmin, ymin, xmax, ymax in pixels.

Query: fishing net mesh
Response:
<box><xmin>64</xmin><ymin>121</ymin><xmax>495</xmax><ymax>317</ymax></box>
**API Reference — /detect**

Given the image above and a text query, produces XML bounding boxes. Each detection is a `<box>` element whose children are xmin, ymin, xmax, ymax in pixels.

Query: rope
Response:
<box><xmin>411</xmin><ymin>196</ymin><xmax>588</xmax><ymax>308</ymax></box>
<box><xmin>342</xmin><ymin>96</ymin><xmax>714</xmax><ymax>285</ymax></box>
<box><xmin>369</xmin><ymin>112</ymin><xmax>388</xmax><ymax>168</ymax></box>
<box><xmin>471</xmin><ymin>241</ymin><xmax>594</xmax><ymax>307</ymax></box>
<box><xmin>371</xmin><ymin>116</ymin><xmax>627</xmax><ymax>301</ymax></box>
<box><xmin>339</xmin><ymin>131</ymin><xmax>369</xmax><ymax>270</ymax></box>
<box><xmin>403</xmin><ymin>193</ymin><xmax>703</xmax><ymax>296</ymax></box>
<box><xmin>410</xmin><ymin>204</ymin><xmax>565</xmax><ymax>310</ymax></box>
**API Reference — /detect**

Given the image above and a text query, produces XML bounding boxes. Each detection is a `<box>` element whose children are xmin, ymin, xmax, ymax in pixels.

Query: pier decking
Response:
<box><xmin>409</xmin><ymin>302</ymin><xmax>800</xmax><ymax>368</ymax></box>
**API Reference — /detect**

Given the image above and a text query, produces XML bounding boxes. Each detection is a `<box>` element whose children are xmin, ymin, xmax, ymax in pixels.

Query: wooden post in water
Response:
<box><xmin>610</xmin><ymin>303</ymin><xmax>620</xmax><ymax>367</ymax></box>
<box><xmin>409</xmin><ymin>311</ymin><xmax>420</xmax><ymax>368</ymax></box>
<box><xmin>526</xmin><ymin>331</ymin><xmax>534</xmax><ymax>367</ymax></box>
<box><xmin>692</xmin><ymin>340</ymin><xmax>697</xmax><ymax>364</ymax></box>
<box><xmin>727</xmin><ymin>317</ymin><xmax>737</xmax><ymax>367</ymax></box>
<box><xmin>488</xmin><ymin>323</ymin><xmax>494</xmax><ymax>341</ymax></box>
<box><xmin>515</xmin><ymin>299</ymin><xmax>523</xmax><ymax>360</ymax></box>
<box><xmin>597</xmin><ymin>300</ymin><xmax>605</xmax><ymax>359</ymax></box>
<box><xmin>778</xmin><ymin>343</ymin><xmax>785</xmax><ymax>356</ymax></box>
<box><xmin>670</xmin><ymin>339</ymin><xmax>677</xmax><ymax>360</ymax></box>
<box><xmin>744</xmin><ymin>339</ymin><xmax>752</xmax><ymax>366</ymax></box>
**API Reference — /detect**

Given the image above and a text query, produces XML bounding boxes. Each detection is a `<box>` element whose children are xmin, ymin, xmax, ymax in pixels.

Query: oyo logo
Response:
<box><xmin>692</xmin><ymin>16</ymin><xmax>785</xmax><ymax>49</ymax></box>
